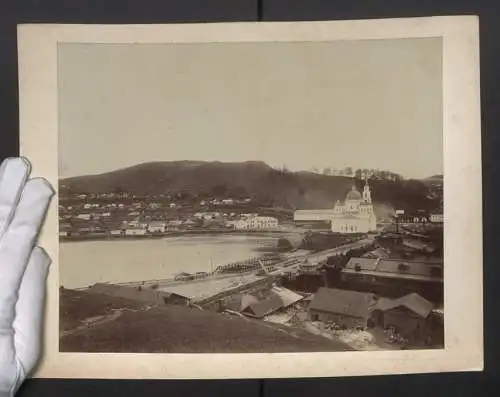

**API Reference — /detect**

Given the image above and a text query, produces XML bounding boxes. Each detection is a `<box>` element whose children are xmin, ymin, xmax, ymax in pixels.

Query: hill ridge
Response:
<box><xmin>59</xmin><ymin>161</ymin><xmax>441</xmax><ymax>213</ymax></box>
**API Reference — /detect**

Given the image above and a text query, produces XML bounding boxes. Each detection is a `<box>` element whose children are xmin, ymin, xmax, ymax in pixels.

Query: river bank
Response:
<box><xmin>60</xmin><ymin>228</ymin><xmax>303</xmax><ymax>243</ymax></box>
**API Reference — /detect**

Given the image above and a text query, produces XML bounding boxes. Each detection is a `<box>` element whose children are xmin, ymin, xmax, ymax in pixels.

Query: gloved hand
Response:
<box><xmin>0</xmin><ymin>157</ymin><xmax>54</xmax><ymax>397</ymax></box>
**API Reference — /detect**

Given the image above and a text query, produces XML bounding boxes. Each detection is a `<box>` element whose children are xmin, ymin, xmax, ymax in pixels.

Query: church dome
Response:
<box><xmin>346</xmin><ymin>185</ymin><xmax>362</xmax><ymax>201</ymax></box>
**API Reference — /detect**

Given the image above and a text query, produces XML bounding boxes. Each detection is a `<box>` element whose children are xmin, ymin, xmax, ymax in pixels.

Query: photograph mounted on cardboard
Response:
<box><xmin>17</xmin><ymin>16</ymin><xmax>482</xmax><ymax>379</ymax></box>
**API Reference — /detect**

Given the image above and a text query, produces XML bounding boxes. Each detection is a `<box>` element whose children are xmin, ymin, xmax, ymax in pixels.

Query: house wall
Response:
<box><xmin>332</xmin><ymin>217</ymin><xmax>370</xmax><ymax>234</ymax></box>
<box><xmin>382</xmin><ymin>307</ymin><xmax>427</xmax><ymax>341</ymax></box>
<box><xmin>308</xmin><ymin>309</ymin><xmax>367</xmax><ymax>328</ymax></box>
<box><xmin>430</xmin><ymin>214</ymin><xmax>444</xmax><ymax>223</ymax></box>
<box><xmin>149</xmin><ymin>225</ymin><xmax>165</xmax><ymax>233</ymax></box>
<box><xmin>125</xmin><ymin>228</ymin><xmax>147</xmax><ymax>236</ymax></box>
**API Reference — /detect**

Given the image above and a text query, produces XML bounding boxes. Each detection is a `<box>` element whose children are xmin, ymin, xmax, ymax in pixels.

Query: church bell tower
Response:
<box><xmin>362</xmin><ymin>174</ymin><xmax>372</xmax><ymax>203</ymax></box>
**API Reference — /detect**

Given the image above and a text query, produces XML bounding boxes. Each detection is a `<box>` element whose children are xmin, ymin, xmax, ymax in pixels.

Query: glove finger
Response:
<box><xmin>0</xmin><ymin>178</ymin><xmax>54</xmax><ymax>331</ymax></box>
<box><xmin>13</xmin><ymin>246</ymin><xmax>51</xmax><ymax>375</ymax></box>
<box><xmin>0</xmin><ymin>157</ymin><xmax>31</xmax><ymax>238</ymax></box>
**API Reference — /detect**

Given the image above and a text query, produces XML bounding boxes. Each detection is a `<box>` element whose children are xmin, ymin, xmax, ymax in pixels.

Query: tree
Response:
<box><xmin>326</xmin><ymin>255</ymin><xmax>340</xmax><ymax>267</ymax></box>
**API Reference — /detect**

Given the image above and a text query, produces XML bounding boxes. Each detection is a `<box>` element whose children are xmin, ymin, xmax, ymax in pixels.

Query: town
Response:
<box><xmin>59</xmin><ymin>193</ymin><xmax>285</xmax><ymax>238</ymax></box>
<box><xmin>59</xmin><ymin>176</ymin><xmax>444</xmax><ymax>352</ymax></box>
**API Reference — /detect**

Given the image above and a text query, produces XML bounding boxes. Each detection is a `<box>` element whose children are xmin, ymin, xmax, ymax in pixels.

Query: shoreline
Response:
<box><xmin>60</xmin><ymin>229</ymin><xmax>304</xmax><ymax>243</ymax></box>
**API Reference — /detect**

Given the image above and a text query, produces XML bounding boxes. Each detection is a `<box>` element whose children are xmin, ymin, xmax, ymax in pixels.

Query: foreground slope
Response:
<box><xmin>60</xmin><ymin>288</ymin><xmax>352</xmax><ymax>353</ymax></box>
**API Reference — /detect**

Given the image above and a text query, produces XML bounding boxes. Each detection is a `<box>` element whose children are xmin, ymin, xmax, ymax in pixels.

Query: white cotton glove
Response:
<box><xmin>0</xmin><ymin>157</ymin><xmax>54</xmax><ymax>397</ymax></box>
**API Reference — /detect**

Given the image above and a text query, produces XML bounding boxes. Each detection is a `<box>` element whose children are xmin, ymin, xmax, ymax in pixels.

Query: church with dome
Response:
<box><xmin>293</xmin><ymin>177</ymin><xmax>377</xmax><ymax>234</ymax></box>
<box><xmin>331</xmin><ymin>178</ymin><xmax>377</xmax><ymax>233</ymax></box>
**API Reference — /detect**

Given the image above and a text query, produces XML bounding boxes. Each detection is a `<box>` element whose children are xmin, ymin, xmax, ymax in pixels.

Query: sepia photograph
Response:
<box><xmin>18</xmin><ymin>17</ymin><xmax>482</xmax><ymax>379</ymax></box>
<box><xmin>56</xmin><ymin>37</ymin><xmax>445</xmax><ymax>354</ymax></box>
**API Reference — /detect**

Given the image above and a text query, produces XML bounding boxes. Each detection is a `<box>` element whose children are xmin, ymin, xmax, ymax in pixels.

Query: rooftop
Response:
<box><xmin>346</xmin><ymin>186</ymin><xmax>362</xmax><ymax>201</ymax></box>
<box><xmin>308</xmin><ymin>287</ymin><xmax>376</xmax><ymax>319</ymax></box>
<box><xmin>229</xmin><ymin>286</ymin><xmax>304</xmax><ymax>319</ymax></box>
<box><xmin>243</xmin><ymin>293</ymin><xmax>285</xmax><ymax>319</ymax></box>
<box><xmin>373</xmin><ymin>293</ymin><xmax>435</xmax><ymax>318</ymax></box>
<box><xmin>157</xmin><ymin>274</ymin><xmax>266</xmax><ymax>301</ymax></box>
<box><xmin>344</xmin><ymin>257</ymin><xmax>443</xmax><ymax>282</ymax></box>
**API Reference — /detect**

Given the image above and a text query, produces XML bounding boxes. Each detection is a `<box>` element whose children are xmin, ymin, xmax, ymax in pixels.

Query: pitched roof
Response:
<box><xmin>223</xmin><ymin>293</ymin><xmax>259</xmax><ymax>313</ymax></box>
<box><xmin>243</xmin><ymin>292</ymin><xmax>284</xmax><ymax>318</ymax></box>
<box><xmin>271</xmin><ymin>286</ymin><xmax>303</xmax><ymax>307</ymax></box>
<box><xmin>240</xmin><ymin>294</ymin><xmax>260</xmax><ymax>312</ymax></box>
<box><xmin>308</xmin><ymin>287</ymin><xmax>376</xmax><ymax>319</ymax></box>
<box><xmin>229</xmin><ymin>287</ymin><xmax>304</xmax><ymax>318</ymax></box>
<box><xmin>373</xmin><ymin>293</ymin><xmax>434</xmax><ymax>318</ymax></box>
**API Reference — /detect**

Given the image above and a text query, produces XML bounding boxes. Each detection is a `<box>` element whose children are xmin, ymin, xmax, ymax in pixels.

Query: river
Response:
<box><xmin>59</xmin><ymin>234</ymin><xmax>295</xmax><ymax>289</ymax></box>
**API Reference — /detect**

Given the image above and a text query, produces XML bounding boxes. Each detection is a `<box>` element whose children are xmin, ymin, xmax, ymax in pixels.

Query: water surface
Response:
<box><xmin>60</xmin><ymin>234</ymin><xmax>283</xmax><ymax>289</ymax></box>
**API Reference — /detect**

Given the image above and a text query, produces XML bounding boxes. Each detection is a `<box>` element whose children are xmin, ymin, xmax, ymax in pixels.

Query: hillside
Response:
<box><xmin>420</xmin><ymin>174</ymin><xmax>443</xmax><ymax>185</ymax></box>
<box><xmin>60</xmin><ymin>288</ymin><xmax>351</xmax><ymax>353</ymax></box>
<box><xmin>59</xmin><ymin>161</ymin><xmax>441</xmax><ymax>213</ymax></box>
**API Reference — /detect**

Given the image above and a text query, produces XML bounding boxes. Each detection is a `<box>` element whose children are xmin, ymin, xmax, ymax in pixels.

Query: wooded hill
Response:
<box><xmin>59</xmin><ymin>161</ymin><xmax>442</xmax><ymax>214</ymax></box>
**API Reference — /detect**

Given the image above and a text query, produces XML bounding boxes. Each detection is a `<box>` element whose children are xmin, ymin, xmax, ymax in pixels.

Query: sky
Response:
<box><xmin>58</xmin><ymin>38</ymin><xmax>443</xmax><ymax>179</ymax></box>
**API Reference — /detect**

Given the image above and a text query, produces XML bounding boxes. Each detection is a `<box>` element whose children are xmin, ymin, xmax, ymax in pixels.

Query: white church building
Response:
<box><xmin>294</xmin><ymin>177</ymin><xmax>377</xmax><ymax>234</ymax></box>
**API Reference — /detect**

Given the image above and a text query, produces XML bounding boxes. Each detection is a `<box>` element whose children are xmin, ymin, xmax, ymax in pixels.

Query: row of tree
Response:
<box><xmin>275</xmin><ymin>165</ymin><xmax>403</xmax><ymax>181</ymax></box>
<box><xmin>307</xmin><ymin>166</ymin><xmax>404</xmax><ymax>182</ymax></box>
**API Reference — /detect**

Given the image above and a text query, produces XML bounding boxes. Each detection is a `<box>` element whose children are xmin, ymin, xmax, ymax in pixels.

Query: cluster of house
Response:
<box><xmin>59</xmin><ymin>215</ymin><xmax>188</xmax><ymax>237</ymax></box>
<box><xmin>200</xmin><ymin>198</ymin><xmax>253</xmax><ymax>206</ymax></box>
<box><xmin>60</xmin><ymin>201</ymin><xmax>168</xmax><ymax>213</ymax></box>
<box><xmin>225</xmin><ymin>284</ymin><xmax>442</xmax><ymax>345</ymax></box>
<box><xmin>396</xmin><ymin>212</ymin><xmax>444</xmax><ymax>224</ymax></box>
<box><xmin>59</xmin><ymin>204</ymin><xmax>280</xmax><ymax>237</ymax></box>
<box><xmin>228</xmin><ymin>214</ymin><xmax>279</xmax><ymax>230</ymax></box>
<box><xmin>193</xmin><ymin>212</ymin><xmax>279</xmax><ymax>230</ymax></box>
<box><xmin>307</xmin><ymin>287</ymin><xmax>442</xmax><ymax>345</ymax></box>
<box><xmin>84</xmin><ymin>279</ymin><xmax>442</xmax><ymax>346</ymax></box>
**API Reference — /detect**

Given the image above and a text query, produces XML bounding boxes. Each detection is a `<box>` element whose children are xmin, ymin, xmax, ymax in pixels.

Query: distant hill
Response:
<box><xmin>59</xmin><ymin>161</ymin><xmax>441</xmax><ymax>213</ymax></box>
<box><xmin>421</xmin><ymin>174</ymin><xmax>443</xmax><ymax>183</ymax></box>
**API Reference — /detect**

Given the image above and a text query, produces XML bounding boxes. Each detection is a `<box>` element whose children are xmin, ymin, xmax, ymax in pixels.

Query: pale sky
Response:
<box><xmin>58</xmin><ymin>38</ymin><xmax>443</xmax><ymax>179</ymax></box>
